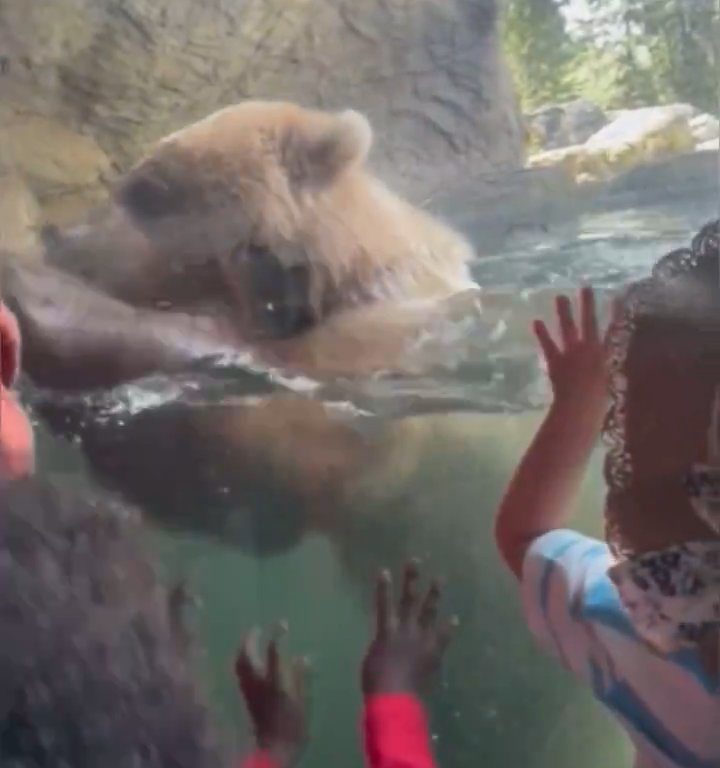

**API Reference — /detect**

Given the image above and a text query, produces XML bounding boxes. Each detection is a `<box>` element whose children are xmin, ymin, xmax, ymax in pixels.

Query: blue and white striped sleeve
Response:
<box><xmin>521</xmin><ymin>529</ymin><xmax>612</xmax><ymax>678</ymax></box>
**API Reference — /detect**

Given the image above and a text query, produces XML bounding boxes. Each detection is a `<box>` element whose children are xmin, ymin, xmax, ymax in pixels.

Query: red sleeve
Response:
<box><xmin>0</xmin><ymin>305</ymin><xmax>20</xmax><ymax>388</ymax></box>
<box><xmin>0</xmin><ymin>306</ymin><xmax>34</xmax><ymax>481</ymax></box>
<box><xmin>237</xmin><ymin>751</ymin><xmax>280</xmax><ymax>768</ymax></box>
<box><xmin>362</xmin><ymin>693</ymin><xmax>437</xmax><ymax>768</ymax></box>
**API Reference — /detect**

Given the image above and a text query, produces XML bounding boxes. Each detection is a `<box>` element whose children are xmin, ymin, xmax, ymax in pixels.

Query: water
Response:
<box><xmin>33</xmin><ymin>194</ymin><xmax>718</xmax><ymax>767</ymax></box>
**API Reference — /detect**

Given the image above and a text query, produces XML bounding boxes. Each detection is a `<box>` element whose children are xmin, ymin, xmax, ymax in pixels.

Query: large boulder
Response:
<box><xmin>525</xmin><ymin>100</ymin><xmax>608</xmax><ymax>151</ymax></box>
<box><xmin>0</xmin><ymin>172</ymin><xmax>41</xmax><ymax>253</ymax></box>
<box><xmin>0</xmin><ymin>0</ymin><xmax>523</xmax><ymax>223</ymax></box>
<box><xmin>584</xmin><ymin>103</ymin><xmax>697</xmax><ymax>155</ymax></box>
<box><xmin>527</xmin><ymin>104</ymin><xmax>699</xmax><ymax>185</ymax></box>
<box><xmin>689</xmin><ymin>113</ymin><xmax>720</xmax><ymax>145</ymax></box>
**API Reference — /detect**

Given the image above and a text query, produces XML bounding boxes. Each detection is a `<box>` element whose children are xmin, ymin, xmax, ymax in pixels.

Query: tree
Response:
<box><xmin>502</xmin><ymin>0</ymin><xmax>719</xmax><ymax>113</ymax></box>
<box><xmin>502</xmin><ymin>0</ymin><xmax>576</xmax><ymax>110</ymax></box>
<box><xmin>574</xmin><ymin>0</ymin><xmax>718</xmax><ymax>111</ymax></box>
<box><xmin>635</xmin><ymin>0</ymin><xmax>719</xmax><ymax>112</ymax></box>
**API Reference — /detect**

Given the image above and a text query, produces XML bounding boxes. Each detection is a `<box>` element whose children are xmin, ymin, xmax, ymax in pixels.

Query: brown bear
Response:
<box><xmin>3</xmin><ymin>100</ymin><xmax>486</xmax><ymax>554</ymax></box>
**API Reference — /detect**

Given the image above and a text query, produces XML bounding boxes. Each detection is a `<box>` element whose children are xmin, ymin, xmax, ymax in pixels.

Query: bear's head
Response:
<box><xmin>47</xmin><ymin>102</ymin><xmax>378</xmax><ymax>341</ymax></box>
<box><xmin>41</xmin><ymin>100</ymin><xmax>476</xmax><ymax>352</ymax></box>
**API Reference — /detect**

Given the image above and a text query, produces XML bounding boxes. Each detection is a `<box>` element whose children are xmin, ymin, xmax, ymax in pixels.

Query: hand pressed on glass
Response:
<box><xmin>362</xmin><ymin>560</ymin><xmax>458</xmax><ymax>696</ymax></box>
<box><xmin>235</xmin><ymin>624</ymin><xmax>309</xmax><ymax>768</ymax></box>
<box><xmin>532</xmin><ymin>286</ymin><xmax>610</xmax><ymax>415</ymax></box>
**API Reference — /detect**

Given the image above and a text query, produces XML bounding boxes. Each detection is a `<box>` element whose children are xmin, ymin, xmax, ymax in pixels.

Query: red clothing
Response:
<box><xmin>240</xmin><ymin>693</ymin><xmax>436</xmax><ymax>768</ymax></box>
<box><xmin>241</xmin><ymin>753</ymin><xmax>278</xmax><ymax>768</ymax></box>
<box><xmin>362</xmin><ymin>694</ymin><xmax>436</xmax><ymax>768</ymax></box>
<box><xmin>0</xmin><ymin>305</ymin><xmax>34</xmax><ymax>481</ymax></box>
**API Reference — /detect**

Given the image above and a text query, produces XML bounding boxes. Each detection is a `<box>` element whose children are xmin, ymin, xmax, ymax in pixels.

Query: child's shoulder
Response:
<box><xmin>524</xmin><ymin>529</ymin><xmax>612</xmax><ymax>580</ymax></box>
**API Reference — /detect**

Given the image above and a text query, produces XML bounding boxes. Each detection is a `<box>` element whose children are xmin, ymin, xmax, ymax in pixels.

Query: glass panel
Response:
<box><xmin>2</xmin><ymin>0</ymin><xmax>718</xmax><ymax>766</ymax></box>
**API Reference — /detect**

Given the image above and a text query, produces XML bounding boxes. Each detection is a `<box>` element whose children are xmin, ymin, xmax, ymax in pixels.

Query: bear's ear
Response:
<box><xmin>115</xmin><ymin>155</ymin><xmax>201</xmax><ymax>222</ymax></box>
<box><xmin>283</xmin><ymin>109</ymin><xmax>372</xmax><ymax>189</ymax></box>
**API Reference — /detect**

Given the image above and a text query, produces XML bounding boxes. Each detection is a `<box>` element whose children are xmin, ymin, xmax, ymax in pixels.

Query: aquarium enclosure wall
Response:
<box><xmin>0</xmin><ymin>0</ymin><xmax>718</xmax><ymax>765</ymax></box>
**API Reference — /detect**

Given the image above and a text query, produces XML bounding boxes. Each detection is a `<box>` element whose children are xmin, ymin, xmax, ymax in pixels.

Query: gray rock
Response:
<box><xmin>595</xmin><ymin>148</ymin><xmax>720</xmax><ymax>210</ymax></box>
<box><xmin>690</xmin><ymin>113</ymin><xmax>720</xmax><ymax>144</ymax></box>
<box><xmin>0</xmin><ymin>172</ymin><xmax>41</xmax><ymax>253</ymax></box>
<box><xmin>584</xmin><ymin>103</ymin><xmax>696</xmax><ymax>148</ymax></box>
<box><xmin>0</xmin><ymin>0</ymin><xmax>523</xmax><ymax>212</ymax></box>
<box><xmin>562</xmin><ymin>100</ymin><xmax>609</xmax><ymax>145</ymax></box>
<box><xmin>526</xmin><ymin>100</ymin><xmax>607</xmax><ymax>150</ymax></box>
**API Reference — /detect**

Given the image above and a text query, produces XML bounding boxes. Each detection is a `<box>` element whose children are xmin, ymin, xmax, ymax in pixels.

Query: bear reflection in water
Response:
<box><xmin>2</xmin><ymin>100</ymin><xmax>512</xmax><ymax>558</ymax></box>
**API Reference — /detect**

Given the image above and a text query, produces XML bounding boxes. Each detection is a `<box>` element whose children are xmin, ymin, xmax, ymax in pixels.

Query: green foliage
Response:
<box><xmin>502</xmin><ymin>0</ymin><xmax>719</xmax><ymax>113</ymax></box>
<box><xmin>501</xmin><ymin>0</ymin><xmax>576</xmax><ymax>110</ymax></box>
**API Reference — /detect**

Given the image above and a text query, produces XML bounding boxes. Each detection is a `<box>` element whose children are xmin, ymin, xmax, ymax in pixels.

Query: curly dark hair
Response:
<box><xmin>0</xmin><ymin>476</ymin><xmax>227</xmax><ymax>768</ymax></box>
<box><xmin>602</xmin><ymin>219</ymin><xmax>720</xmax><ymax>557</ymax></box>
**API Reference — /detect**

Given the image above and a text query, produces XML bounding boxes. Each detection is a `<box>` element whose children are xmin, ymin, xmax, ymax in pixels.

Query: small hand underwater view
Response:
<box><xmin>0</xmin><ymin>0</ymin><xmax>718</xmax><ymax>766</ymax></box>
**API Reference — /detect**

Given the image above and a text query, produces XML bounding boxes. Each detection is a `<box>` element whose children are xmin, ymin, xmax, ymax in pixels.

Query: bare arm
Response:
<box><xmin>495</xmin><ymin>288</ymin><xmax>609</xmax><ymax>578</ymax></box>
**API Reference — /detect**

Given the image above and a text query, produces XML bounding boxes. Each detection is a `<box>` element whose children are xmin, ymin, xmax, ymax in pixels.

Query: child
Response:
<box><xmin>495</xmin><ymin>219</ymin><xmax>720</xmax><ymax>768</ymax></box>
<box><xmin>0</xmin><ymin>475</ymin><xmax>230</xmax><ymax>768</ymax></box>
<box><xmin>235</xmin><ymin>560</ymin><xmax>458</xmax><ymax>768</ymax></box>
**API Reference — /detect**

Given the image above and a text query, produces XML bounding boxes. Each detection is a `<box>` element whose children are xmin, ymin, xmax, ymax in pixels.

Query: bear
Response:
<box><xmin>3</xmin><ymin>100</ymin><xmax>487</xmax><ymax>555</ymax></box>
<box><xmin>21</xmin><ymin>101</ymin><xmax>480</xmax><ymax>381</ymax></box>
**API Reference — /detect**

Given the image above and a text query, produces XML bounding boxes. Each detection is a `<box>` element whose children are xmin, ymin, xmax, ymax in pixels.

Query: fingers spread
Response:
<box><xmin>399</xmin><ymin>559</ymin><xmax>421</xmax><ymax>624</ymax></box>
<box><xmin>236</xmin><ymin>628</ymin><xmax>263</xmax><ymax>686</ymax></box>
<box><xmin>267</xmin><ymin>621</ymin><xmax>288</xmax><ymax>688</ymax></box>
<box><xmin>532</xmin><ymin>319</ymin><xmax>560</xmax><ymax>367</ymax></box>
<box><xmin>419</xmin><ymin>580</ymin><xmax>441</xmax><ymax>629</ymax></box>
<box><xmin>580</xmin><ymin>286</ymin><xmax>599</xmax><ymax>343</ymax></box>
<box><xmin>556</xmin><ymin>294</ymin><xmax>578</xmax><ymax>348</ymax></box>
<box><xmin>375</xmin><ymin>569</ymin><xmax>394</xmax><ymax>638</ymax></box>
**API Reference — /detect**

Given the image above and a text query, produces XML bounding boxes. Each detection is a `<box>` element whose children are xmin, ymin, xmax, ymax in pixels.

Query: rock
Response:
<box><xmin>0</xmin><ymin>0</ymin><xmax>522</xmax><ymax>213</ymax></box>
<box><xmin>525</xmin><ymin>105</ymin><xmax>565</xmax><ymax>151</ymax></box>
<box><xmin>0</xmin><ymin>112</ymin><xmax>112</xmax><ymax>198</ymax></box>
<box><xmin>596</xmin><ymin>147</ymin><xmax>719</xmax><ymax>210</ymax></box>
<box><xmin>584</xmin><ymin>104</ymin><xmax>697</xmax><ymax>153</ymax></box>
<box><xmin>0</xmin><ymin>172</ymin><xmax>41</xmax><ymax>253</ymax></box>
<box><xmin>525</xmin><ymin>100</ymin><xmax>608</xmax><ymax>151</ymax></box>
<box><xmin>697</xmin><ymin>138</ymin><xmax>719</xmax><ymax>152</ymax></box>
<box><xmin>563</xmin><ymin>100</ymin><xmax>609</xmax><ymax>145</ymax></box>
<box><xmin>526</xmin><ymin>144</ymin><xmax>612</xmax><ymax>184</ymax></box>
<box><xmin>527</xmin><ymin>104</ymin><xmax>698</xmax><ymax>185</ymax></box>
<box><xmin>690</xmin><ymin>113</ymin><xmax>720</xmax><ymax>145</ymax></box>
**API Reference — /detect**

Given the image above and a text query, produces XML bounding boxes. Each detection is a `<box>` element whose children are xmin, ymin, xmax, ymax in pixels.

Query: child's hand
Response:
<box><xmin>533</xmin><ymin>286</ymin><xmax>608</xmax><ymax>414</ymax></box>
<box><xmin>235</xmin><ymin>625</ymin><xmax>309</xmax><ymax>768</ymax></box>
<box><xmin>362</xmin><ymin>560</ymin><xmax>458</xmax><ymax>697</ymax></box>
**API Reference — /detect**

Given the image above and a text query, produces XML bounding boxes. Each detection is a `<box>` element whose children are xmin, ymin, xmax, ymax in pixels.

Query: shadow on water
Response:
<box><xmin>32</xmin><ymin>194</ymin><xmax>716</xmax><ymax>768</ymax></box>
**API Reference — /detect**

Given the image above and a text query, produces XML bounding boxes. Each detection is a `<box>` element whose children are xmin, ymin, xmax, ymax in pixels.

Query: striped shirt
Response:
<box><xmin>522</xmin><ymin>530</ymin><xmax>720</xmax><ymax>768</ymax></box>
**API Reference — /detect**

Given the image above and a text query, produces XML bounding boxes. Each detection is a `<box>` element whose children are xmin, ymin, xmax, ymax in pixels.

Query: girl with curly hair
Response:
<box><xmin>496</xmin><ymin>221</ymin><xmax>720</xmax><ymax>768</ymax></box>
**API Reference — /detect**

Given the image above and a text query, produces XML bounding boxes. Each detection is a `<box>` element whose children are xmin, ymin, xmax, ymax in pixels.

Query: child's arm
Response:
<box><xmin>0</xmin><ymin>303</ymin><xmax>35</xmax><ymax>480</ymax></box>
<box><xmin>239</xmin><ymin>754</ymin><xmax>282</xmax><ymax>768</ymax></box>
<box><xmin>495</xmin><ymin>287</ymin><xmax>610</xmax><ymax>578</ymax></box>
<box><xmin>361</xmin><ymin>561</ymin><xmax>458</xmax><ymax>768</ymax></box>
<box><xmin>362</xmin><ymin>694</ymin><xmax>436</xmax><ymax>768</ymax></box>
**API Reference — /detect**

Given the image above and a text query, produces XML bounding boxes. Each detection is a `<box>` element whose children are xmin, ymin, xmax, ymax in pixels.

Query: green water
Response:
<box><xmin>36</xmin><ymin>411</ymin><xmax>631</xmax><ymax>768</ymax></box>
<box><xmin>34</xmin><ymin>201</ymin><xmax>719</xmax><ymax>767</ymax></box>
